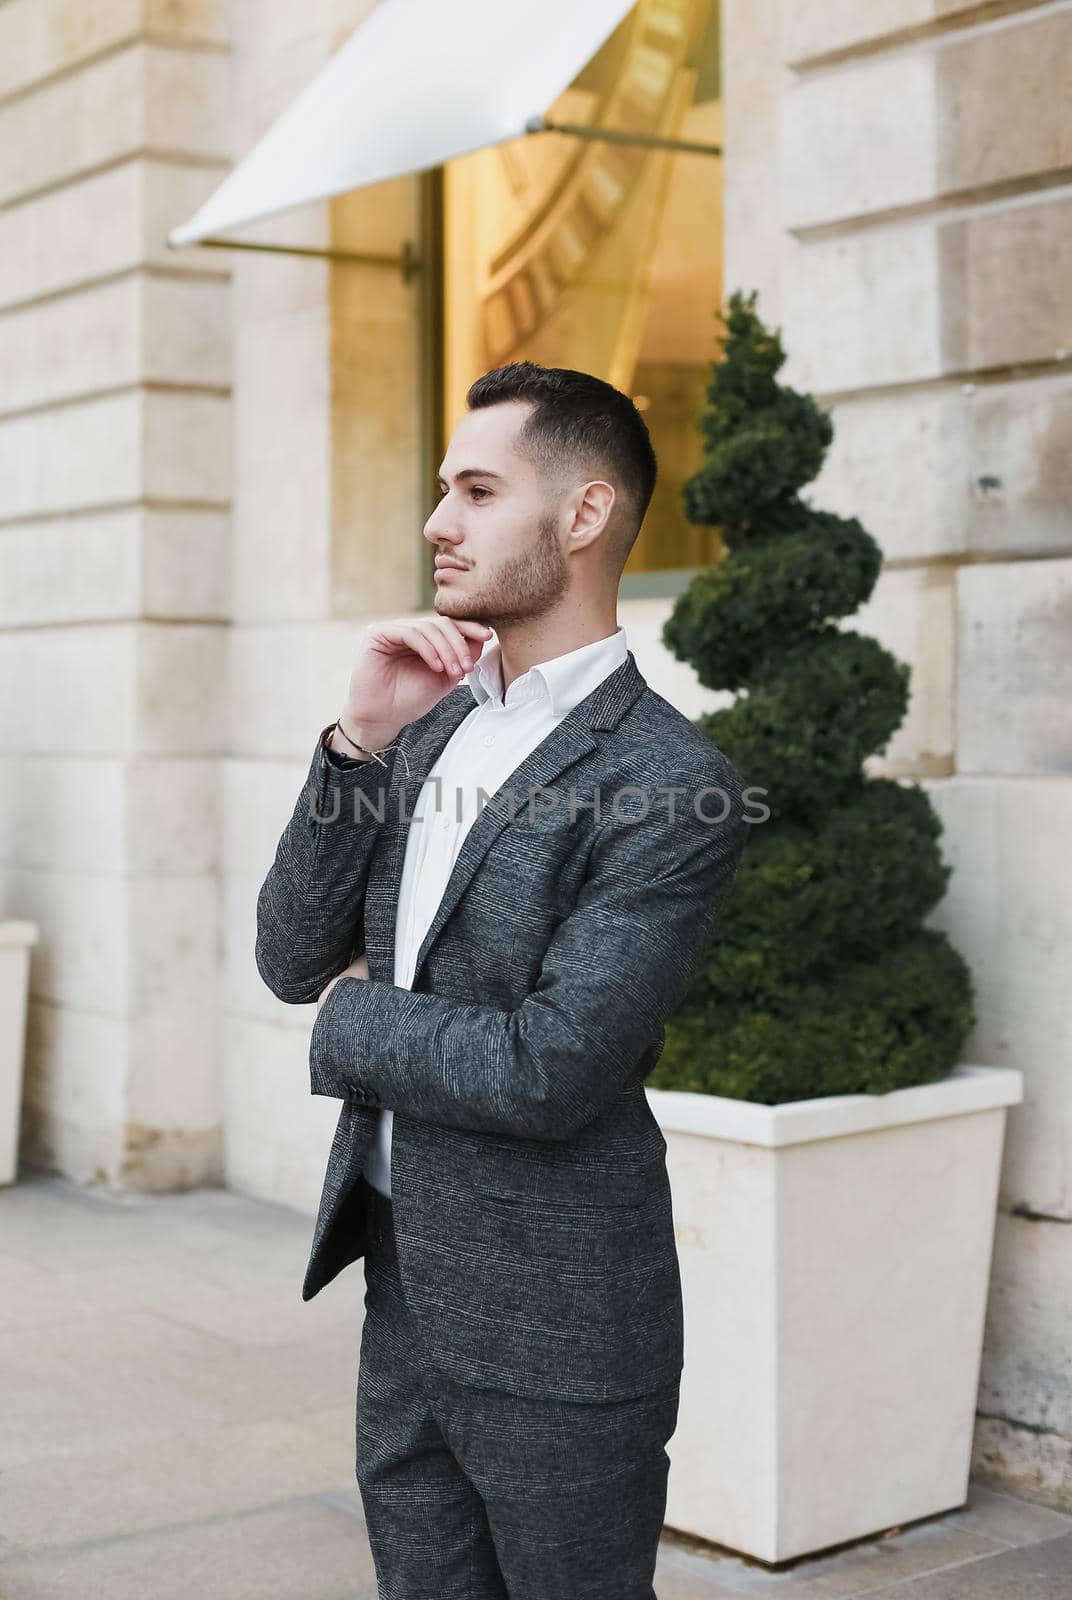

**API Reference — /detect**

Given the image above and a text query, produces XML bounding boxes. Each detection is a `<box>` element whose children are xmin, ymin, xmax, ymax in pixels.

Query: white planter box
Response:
<box><xmin>0</xmin><ymin>921</ymin><xmax>38</xmax><ymax>1187</ymax></box>
<box><xmin>647</xmin><ymin>1064</ymin><xmax>1024</xmax><ymax>1564</ymax></box>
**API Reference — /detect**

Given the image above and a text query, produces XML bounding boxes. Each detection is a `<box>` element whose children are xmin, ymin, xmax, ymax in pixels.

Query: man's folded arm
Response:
<box><xmin>255</xmin><ymin>725</ymin><xmax>398</xmax><ymax>1005</ymax></box>
<box><xmin>309</xmin><ymin>765</ymin><xmax>750</xmax><ymax>1140</ymax></box>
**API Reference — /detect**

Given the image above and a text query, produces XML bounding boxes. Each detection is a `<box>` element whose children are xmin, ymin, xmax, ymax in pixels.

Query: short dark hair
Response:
<box><xmin>465</xmin><ymin>361</ymin><xmax>657</xmax><ymax>566</ymax></box>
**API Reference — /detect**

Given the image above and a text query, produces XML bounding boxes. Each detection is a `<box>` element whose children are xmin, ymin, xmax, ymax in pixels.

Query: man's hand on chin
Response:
<box><xmin>316</xmin><ymin>954</ymin><xmax>370</xmax><ymax>1015</ymax></box>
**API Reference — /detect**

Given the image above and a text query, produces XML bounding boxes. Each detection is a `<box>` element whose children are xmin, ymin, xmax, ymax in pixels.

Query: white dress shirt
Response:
<box><xmin>360</xmin><ymin>624</ymin><xmax>629</xmax><ymax>1197</ymax></box>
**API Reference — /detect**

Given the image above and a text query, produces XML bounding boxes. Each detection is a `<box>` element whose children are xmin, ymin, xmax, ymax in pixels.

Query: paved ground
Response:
<box><xmin>1</xmin><ymin>1172</ymin><xmax>1069</xmax><ymax>1599</ymax></box>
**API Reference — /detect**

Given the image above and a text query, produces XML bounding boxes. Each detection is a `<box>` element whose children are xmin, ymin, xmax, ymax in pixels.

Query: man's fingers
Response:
<box><xmin>429</xmin><ymin>617</ymin><xmax>494</xmax><ymax>668</ymax></box>
<box><xmin>422</xmin><ymin>619</ymin><xmax>477</xmax><ymax>678</ymax></box>
<box><xmin>398</xmin><ymin>625</ymin><xmax>447</xmax><ymax>673</ymax></box>
<box><xmin>452</xmin><ymin>619</ymin><xmax>495</xmax><ymax>639</ymax></box>
<box><xmin>368</xmin><ymin>619</ymin><xmax>491</xmax><ymax>675</ymax></box>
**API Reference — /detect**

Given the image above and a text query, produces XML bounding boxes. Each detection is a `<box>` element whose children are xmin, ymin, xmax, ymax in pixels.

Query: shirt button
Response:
<box><xmin>482</xmin><ymin>734</ymin><xmax>495</xmax><ymax>746</ymax></box>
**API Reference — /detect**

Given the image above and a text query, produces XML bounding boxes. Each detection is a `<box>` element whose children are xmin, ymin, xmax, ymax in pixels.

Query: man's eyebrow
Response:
<box><xmin>435</xmin><ymin>467</ymin><xmax>506</xmax><ymax>486</ymax></box>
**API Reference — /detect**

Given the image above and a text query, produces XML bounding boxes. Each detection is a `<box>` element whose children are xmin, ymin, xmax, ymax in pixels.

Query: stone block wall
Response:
<box><xmin>725</xmin><ymin>0</ymin><xmax>1072</xmax><ymax>1507</ymax></box>
<box><xmin>0</xmin><ymin>0</ymin><xmax>232</xmax><ymax>1188</ymax></box>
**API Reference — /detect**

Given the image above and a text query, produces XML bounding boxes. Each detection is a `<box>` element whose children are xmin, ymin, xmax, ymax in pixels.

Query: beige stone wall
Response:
<box><xmin>723</xmin><ymin>0</ymin><xmax>1072</xmax><ymax>1506</ymax></box>
<box><xmin>0</xmin><ymin>0</ymin><xmax>232</xmax><ymax>1187</ymax></box>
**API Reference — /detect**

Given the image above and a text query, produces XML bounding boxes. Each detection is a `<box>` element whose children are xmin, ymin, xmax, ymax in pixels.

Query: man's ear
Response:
<box><xmin>569</xmin><ymin>480</ymin><xmax>616</xmax><ymax>548</ymax></box>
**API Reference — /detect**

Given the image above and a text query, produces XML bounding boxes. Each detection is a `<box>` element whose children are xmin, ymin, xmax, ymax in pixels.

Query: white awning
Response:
<box><xmin>169</xmin><ymin>0</ymin><xmax>637</xmax><ymax>247</ymax></box>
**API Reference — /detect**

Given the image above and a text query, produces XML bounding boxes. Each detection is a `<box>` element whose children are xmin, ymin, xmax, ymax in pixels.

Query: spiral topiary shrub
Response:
<box><xmin>652</xmin><ymin>290</ymin><xmax>976</xmax><ymax>1104</ymax></box>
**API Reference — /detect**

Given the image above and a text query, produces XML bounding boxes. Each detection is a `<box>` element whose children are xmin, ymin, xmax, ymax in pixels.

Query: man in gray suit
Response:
<box><xmin>256</xmin><ymin>362</ymin><xmax>750</xmax><ymax>1597</ymax></box>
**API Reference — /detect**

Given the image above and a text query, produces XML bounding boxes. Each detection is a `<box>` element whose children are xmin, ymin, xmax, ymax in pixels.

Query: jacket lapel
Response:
<box><xmin>364</xmin><ymin>649</ymin><xmax>648</xmax><ymax>990</ymax></box>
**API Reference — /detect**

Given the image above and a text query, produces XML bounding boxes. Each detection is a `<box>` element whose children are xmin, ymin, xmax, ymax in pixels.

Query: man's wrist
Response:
<box><xmin>328</xmin><ymin>717</ymin><xmax>398</xmax><ymax>761</ymax></box>
<box><xmin>326</xmin><ymin>724</ymin><xmax>374</xmax><ymax>762</ymax></box>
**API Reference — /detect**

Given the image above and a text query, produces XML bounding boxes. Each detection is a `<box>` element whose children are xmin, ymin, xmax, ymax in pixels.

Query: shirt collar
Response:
<box><xmin>465</xmin><ymin>627</ymin><xmax>628</xmax><ymax>719</ymax></box>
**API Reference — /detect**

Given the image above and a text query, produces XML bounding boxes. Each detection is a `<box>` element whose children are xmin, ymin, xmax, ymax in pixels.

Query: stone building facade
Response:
<box><xmin>1</xmin><ymin>0</ymin><xmax>1069</xmax><ymax>1506</ymax></box>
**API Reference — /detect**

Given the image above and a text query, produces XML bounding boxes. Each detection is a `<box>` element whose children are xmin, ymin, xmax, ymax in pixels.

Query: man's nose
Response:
<box><xmin>423</xmin><ymin>499</ymin><xmax>456</xmax><ymax>541</ymax></box>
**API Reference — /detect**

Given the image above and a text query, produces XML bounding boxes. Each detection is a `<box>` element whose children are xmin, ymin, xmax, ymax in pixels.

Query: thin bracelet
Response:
<box><xmin>334</xmin><ymin>717</ymin><xmax>374</xmax><ymax>755</ymax></box>
<box><xmin>331</xmin><ymin>718</ymin><xmax>393</xmax><ymax>770</ymax></box>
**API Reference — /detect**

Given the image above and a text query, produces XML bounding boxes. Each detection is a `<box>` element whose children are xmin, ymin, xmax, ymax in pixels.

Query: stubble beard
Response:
<box><xmin>435</xmin><ymin>509</ymin><xmax>570</xmax><ymax>627</ymax></box>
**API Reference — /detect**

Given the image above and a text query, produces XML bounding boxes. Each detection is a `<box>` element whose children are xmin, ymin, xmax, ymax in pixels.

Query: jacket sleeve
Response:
<box><xmin>308</xmin><ymin>764</ymin><xmax>750</xmax><ymax>1140</ymax></box>
<box><xmin>255</xmin><ymin>725</ymin><xmax>398</xmax><ymax>1005</ymax></box>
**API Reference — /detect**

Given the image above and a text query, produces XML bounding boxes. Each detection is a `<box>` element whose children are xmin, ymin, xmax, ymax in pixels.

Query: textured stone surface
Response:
<box><xmin>3</xmin><ymin>504</ymin><xmax>231</xmax><ymax>628</ymax></box>
<box><xmin>810</xmin><ymin>376</ymin><xmax>1072</xmax><ymax>563</ymax></box>
<box><xmin>232</xmin><ymin>306</ymin><xmax>332</xmax><ymax>624</ymax></box>
<box><xmin>782</xmin><ymin>196</ymin><xmax>1072</xmax><ymax>395</ymax></box>
<box><xmin>0</xmin><ymin>0</ymin><xmax>227</xmax><ymax>102</ymax></box>
<box><xmin>0</xmin><ymin>0</ymin><xmax>142</xmax><ymax>101</ymax></box>
<box><xmin>863</xmin><ymin>1533</ymin><xmax>1072</xmax><ymax>1597</ymax></box>
<box><xmin>923</xmin><ymin>775</ymin><xmax>1072</xmax><ymax>1218</ymax></box>
<box><xmin>0</xmin><ymin>621</ymin><xmax>226</xmax><ymax>752</ymax></box>
<box><xmin>0</xmin><ymin>274</ymin><xmax>230</xmax><ymax>416</ymax></box>
<box><xmin>0</xmin><ymin>1497</ymin><xmax>377</xmax><ymax>1600</ymax></box>
<box><xmin>974</xmin><ymin>1211</ymin><xmax>1072</xmax><ymax>1509</ymax></box>
<box><xmin>0</xmin><ymin>160</ymin><xmax>226</xmax><ymax>312</ymax></box>
<box><xmin>935</xmin><ymin>10</ymin><xmax>1072</xmax><ymax>197</ymax></box>
<box><xmin>329</xmin><ymin>288</ymin><xmax>424</xmax><ymax>621</ymax></box>
<box><xmin>0</xmin><ymin>1408</ymin><xmax>356</xmax><ymax>1550</ymax></box>
<box><xmin>0</xmin><ymin>0</ymin><xmax>232</xmax><ymax>1219</ymax></box>
<box><xmin>854</xmin><ymin>564</ymin><xmax>955</xmax><ymax>778</ymax></box>
<box><xmin>781</xmin><ymin>48</ymin><xmax>938</xmax><ymax>228</ymax></box>
<box><xmin>782</xmin><ymin>0</ymin><xmax>1046</xmax><ymax>66</ymax></box>
<box><xmin>0</xmin><ymin>389</ymin><xmax>229</xmax><ymax>522</ymax></box>
<box><xmin>782</xmin><ymin>9</ymin><xmax>1072</xmax><ymax>228</ymax></box>
<box><xmin>0</xmin><ymin>753</ymin><xmax>217</xmax><ymax>875</ymax></box>
<box><xmin>7</xmin><ymin>870</ymin><xmax>217</xmax><ymax>1018</ymax></box>
<box><xmin>955</xmin><ymin>559</ymin><xmax>1072</xmax><ymax>775</ymax></box>
<box><xmin>221</xmin><ymin>1012</ymin><xmax>342</xmax><ymax>1216</ymax></box>
<box><xmin>723</xmin><ymin>0</ymin><xmax>788</xmax><ymax>319</ymax></box>
<box><xmin>228</xmin><ymin>621</ymin><xmax>382</xmax><ymax>756</ymax></box>
<box><xmin>939</xmin><ymin>197</ymin><xmax>1072</xmax><ymax>376</ymax></box>
<box><xmin>0</xmin><ymin>43</ymin><xmax>228</xmax><ymax>209</ymax></box>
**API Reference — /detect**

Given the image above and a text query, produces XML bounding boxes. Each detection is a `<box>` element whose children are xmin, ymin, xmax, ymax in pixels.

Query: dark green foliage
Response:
<box><xmin>695</xmin><ymin>780</ymin><xmax>953</xmax><ymax>1002</ymax></box>
<box><xmin>698</xmin><ymin>630</ymin><xmax>911</xmax><ymax>825</ymax></box>
<box><xmin>683</xmin><ymin>298</ymin><xmax>833</xmax><ymax>533</ymax></box>
<box><xmin>652</xmin><ymin>932</ymin><xmax>975</xmax><ymax>1105</ymax></box>
<box><xmin>662</xmin><ymin>513</ymin><xmax>882</xmax><ymax>690</ymax></box>
<box><xmin>654</xmin><ymin>290</ymin><xmax>975</xmax><ymax>1103</ymax></box>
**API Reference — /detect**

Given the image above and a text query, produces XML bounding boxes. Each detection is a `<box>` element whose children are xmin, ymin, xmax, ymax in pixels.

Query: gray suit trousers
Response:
<box><xmin>354</xmin><ymin>1177</ymin><xmax>681</xmax><ymax>1599</ymax></box>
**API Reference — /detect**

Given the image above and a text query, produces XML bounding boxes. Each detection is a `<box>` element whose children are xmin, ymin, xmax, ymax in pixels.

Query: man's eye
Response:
<box><xmin>435</xmin><ymin>484</ymin><xmax>491</xmax><ymax>500</ymax></box>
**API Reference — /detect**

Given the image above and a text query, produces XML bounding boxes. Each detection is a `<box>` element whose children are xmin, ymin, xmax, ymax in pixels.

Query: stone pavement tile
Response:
<box><xmin>932</xmin><ymin>1482</ymin><xmax>1072</xmax><ymax>1548</ymax></box>
<box><xmin>0</xmin><ymin>1177</ymin><xmax>193</xmax><ymax>1274</ymax></box>
<box><xmin>1</xmin><ymin>1405</ymin><xmax>357</xmax><ymax>1552</ymax></box>
<box><xmin>0</xmin><ymin>1250</ymin><xmax>99</xmax><ymax>1333</ymax></box>
<box><xmin>0</xmin><ymin>1245</ymin><xmax>348</xmax><ymax>1345</ymax></box>
<box><xmin>1</xmin><ymin>1308</ymin><xmax>243</xmax><ymax>1471</ymax></box>
<box><xmin>36</xmin><ymin>1251</ymin><xmax>365</xmax><ymax>1345</ymax></box>
<box><xmin>1</xmin><ymin>1175</ymin><xmax>364</xmax><ymax>1344</ymax></box>
<box><xmin>160</xmin><ymin>1183</ymin><xmax>317</xmax><ymax>1244</ymax></box>
<box><xmin>654</xmin><ymin>1516</ymin><xmax>1005</xmax><ymax>1599</ymax></box>
<box><xmin>3</xmin><ymin>1174</ymin><xmax>304</xmax><ymax>1285</ymax></box>
<box><xmin>655</xmin><ymin>1537</ymin><xmax>818</xmax><ymax>1598</ymax></box>
<box><xmin>0</xmin><ymin>1492</ymin><xmax>379</xmax><ymax>1600</ymax></box>
<box><xmin>0</xmin><ymin>1307</ymin><xmax>362</xmax><ymax>1471</ymax></box>
<box><xmin>875</xmin><ymin>1532</ymin><xmax>1072</xmax><ymax>1598</ymax></box>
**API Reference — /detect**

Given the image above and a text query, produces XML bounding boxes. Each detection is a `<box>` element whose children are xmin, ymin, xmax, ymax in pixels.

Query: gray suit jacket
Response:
<box><xmin>255</xmin><ymin>649</ymin><xmax>749</xmax><ymax>1404</ymax></box>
